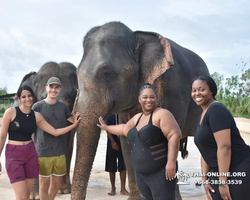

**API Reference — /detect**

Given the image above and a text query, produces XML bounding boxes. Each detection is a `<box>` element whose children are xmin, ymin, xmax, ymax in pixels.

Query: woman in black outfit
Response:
<box><xmin>98</xmin><ymin>84</ymin><xmax>182</xmax><ymax>200</ymax></box>
<box><xmin>191</xmin><ymin>76</ymin><xmax>250</xmax><ymax>200</ymax></box>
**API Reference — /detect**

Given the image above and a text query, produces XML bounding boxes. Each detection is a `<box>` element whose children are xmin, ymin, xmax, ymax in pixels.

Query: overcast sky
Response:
<box><xmin>0</xmin><ymin>0</ymin><xmax>249</xmax><ymax>93</ymax></box>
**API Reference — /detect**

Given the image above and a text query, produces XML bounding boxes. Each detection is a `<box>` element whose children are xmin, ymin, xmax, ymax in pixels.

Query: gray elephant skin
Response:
<box><xmin>73</xmin><ymin>22</ymin><xmax>210</xmax><ymax>200</ymax></box>
<box><xmin>14</xmin><ymin>61</ymin><xmax>78</xmax><ymax>199</ymax></box>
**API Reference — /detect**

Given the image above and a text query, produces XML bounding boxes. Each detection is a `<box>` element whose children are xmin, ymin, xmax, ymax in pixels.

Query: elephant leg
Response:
<box><xmin>120</xmin><ymin>136</ymin><xmax>143</xmax><ymax>200</ymax></box>
<box><xmin>29</xmin><ymin>178</ymin><xmax>39</xmax><ymax>200</ymax></box>
<box><xmin>58</xmin><ymin>130</ymin><xmax>75</xmax><ymax>194</ymax></box>
<box><xmin>58</xmin><ymin>169</ymin><xmax>70</xmax><ymax>194</ymax></box>
<box><xmin>175</xmin><ymin>183</ymin><xmax>182</xmax><ymax>200</ymax></box>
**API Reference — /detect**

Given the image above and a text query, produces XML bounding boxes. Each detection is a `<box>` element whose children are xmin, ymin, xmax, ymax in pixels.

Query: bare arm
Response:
<box><xmin>108</xmin><ymin>133</ymin><xmax>119</xmax><ymax>151</ymax></box>
<box><xmin>0</xmin><ymin>108</ymin><xmax>15</xmax><ymax>174</ymax></box>
<box><xmin>97</xmin><ymin>116</ymin><xmax>125</xmax><ymax>135</ymax></box>
<box><xmin>107</xmin><ymin>132</ymin><xmax>115</xmax><ymax>142</ymax></box>
<box><xmin>201</xmin><ymin>156</ymin><xmax>215</xmax><ymax>200</ymax></box>
<box><xmin>35</xmin><ymin>112</ymin><xmax>81</xmax><ymax>136</ymax></box>
<box><xmin>214</xmin><ymin>129</ymin><xmax>231</xmax><ymax>182</ymax></box>
<box><xmin>214</xmin><ymin>129</ymin><xmax>232</xmax><ymax>200</ymax></box>
<box><xmin>159</xmin><ymin>109</ymin><xmax>181</xmax><ymax>180</ymax></box>
<box><xmin>97</xmin><ymin>115</ymin><xmax>136</xmax><ymax>137</ymax></box>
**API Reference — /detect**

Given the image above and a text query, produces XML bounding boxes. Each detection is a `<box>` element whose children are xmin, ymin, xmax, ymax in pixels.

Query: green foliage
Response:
<box><xmin>211</xmin><ymin>59</ymin><xmax>250</xmax><ymax>117</ymax></box>
<box><xmin>211</xmin><ymin>72</ymin><xmax>224</xmax><ymax>102</ymax></box>
<box><xmin>0</xmin><ymin>87</ymin><xmax>8</xmax><ymax>95</ymax></box>
<box><xmin>0</xmin><ymin>103</ymin><xmax>12</xmax><ymax>117</ymax></box>
<box><xmin>0</xmin><ymin>87</ymin><xmax>11</xmax><ymax>116</ymax></box>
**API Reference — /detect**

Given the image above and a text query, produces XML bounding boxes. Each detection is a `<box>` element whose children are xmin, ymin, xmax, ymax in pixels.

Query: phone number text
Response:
<box><xmin>194</xmin><ymin>179</ymin><xmax>242</xmax><ymax>185</ymax></box>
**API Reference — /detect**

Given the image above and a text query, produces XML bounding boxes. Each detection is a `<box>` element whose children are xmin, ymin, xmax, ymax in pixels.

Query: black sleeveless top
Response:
<box><xmin>127</xmin><ymin>111</ymin><xmax>168</xmax><ymax>174</ymax></box>
<box><xmin>8</xmin><ymin>107</ymin><xmax>36</xmax><ymax>141</ymax></box>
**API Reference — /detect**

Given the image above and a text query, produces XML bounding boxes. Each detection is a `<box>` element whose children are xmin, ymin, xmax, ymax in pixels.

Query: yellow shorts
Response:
<box><xmin>38</xmin><ymin>155</ymin><xmax>66</xmax><ymax>177</ymax></box>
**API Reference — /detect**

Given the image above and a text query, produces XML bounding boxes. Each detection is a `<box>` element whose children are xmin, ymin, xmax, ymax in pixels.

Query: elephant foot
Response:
<box><xmin>57</xmin><ymin>189</ymin><xmax>71</xmax><ymax>194</ymax></box>
<box><xmin>29</xmin><ymin>194</ymin><xmax>39</xmax><ymax>200</ymax></box>
<box><xmin>58</xmin><ymin>183</ymin><xmax>71</xmax><ymax>194</ymax></box>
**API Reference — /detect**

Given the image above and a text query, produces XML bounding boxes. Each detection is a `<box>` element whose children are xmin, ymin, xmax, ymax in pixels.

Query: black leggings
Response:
<box><xmin>135</xmin><ymin>167</ymin><xmax>176</xmax><ymax>200</ymax></box>
<box><xmin>209</xmin><ymin>155</ymin><xmax>250</xmax><ymax>200</ymax></box>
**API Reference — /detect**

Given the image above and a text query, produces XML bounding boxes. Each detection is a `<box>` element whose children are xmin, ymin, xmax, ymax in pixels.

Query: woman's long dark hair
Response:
<box><xmin>191</xmin><ymin>75</ymin><xmax>217</xmax><ymax>100</ymax></box>
<box><xmin>16</xmin><ymin>85</ymin><xmax>35</xmax><ymax>99</ymax></box>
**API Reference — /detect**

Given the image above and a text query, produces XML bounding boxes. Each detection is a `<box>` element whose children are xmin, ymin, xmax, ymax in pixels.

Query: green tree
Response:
<box><xmin>0</xmin><ymin>87</ymin><xmax>8</xmax><ymax>95</ymax></box>
<box><xmin>211</xmin><ymin>59</ymin><xmax>250</xmax><ymax>117</ymax></box>
<box><xmin>211</xmin><ymin>72</ymin><xmax>224</xmax><ymax>102</ymax></box>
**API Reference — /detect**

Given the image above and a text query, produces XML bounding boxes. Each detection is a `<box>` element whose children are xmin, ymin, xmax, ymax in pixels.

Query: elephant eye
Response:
<box><xmin>99</xmin><ymin>67</ymin><xmax>116</xmax><ymax>82</ymax></box>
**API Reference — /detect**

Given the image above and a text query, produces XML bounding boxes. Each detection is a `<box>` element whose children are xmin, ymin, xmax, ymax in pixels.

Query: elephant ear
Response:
<box><xmin>135</xmin><ymin>31</ymin><xmax>174</xmax><ymax>84</ymax></box>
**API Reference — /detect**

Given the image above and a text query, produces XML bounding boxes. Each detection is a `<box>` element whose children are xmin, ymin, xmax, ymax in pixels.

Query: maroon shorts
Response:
<box><xmin>5</xmin><ymin>141</ymin><xmax>39</xmax><ymax>184</ymax></box>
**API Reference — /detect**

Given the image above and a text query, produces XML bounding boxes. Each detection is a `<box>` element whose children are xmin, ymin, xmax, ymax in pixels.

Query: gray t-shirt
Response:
<box><xmin>32</xmin><ymin>100</ymin><xmax>72</xmax><ymax>157</ymax></box>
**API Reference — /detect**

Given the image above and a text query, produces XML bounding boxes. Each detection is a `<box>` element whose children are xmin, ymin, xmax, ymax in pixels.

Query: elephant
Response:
<box><xmin>73</xmin><ymin>21</ymin><xmax>210</xmax><ymax>200</ymax></box>
<box><xmin>13</xmin><ymin>61</ymin><xmax>78</xmax><ymax>199</ymax></box>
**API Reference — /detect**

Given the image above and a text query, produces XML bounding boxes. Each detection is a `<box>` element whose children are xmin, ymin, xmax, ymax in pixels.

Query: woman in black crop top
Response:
<box><xmin>0</xmin><ymin>85</ymin><xmax>81</xmax><ymax>200</ymax></box>
<box><xmin>98</xmin><ymin>84</ymin><xmax>182</xmax><ymax>200</ymax></box>
<box><xmin>191</xmin><ymin>76</ymin><xmax>250</xmax><ymax>200</ymax></box>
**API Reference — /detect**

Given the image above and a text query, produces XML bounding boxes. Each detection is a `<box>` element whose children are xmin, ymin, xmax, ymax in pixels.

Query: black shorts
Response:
<box><xmin>105</xmin><ymin>140</ymin><xmax>126</xmax><ymax>173</ymax></box>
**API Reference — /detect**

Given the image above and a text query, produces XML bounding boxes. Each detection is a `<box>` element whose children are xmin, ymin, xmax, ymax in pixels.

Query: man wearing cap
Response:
<box><xmin>32</xmin><ymin>77</ymin><xmax>75</xmax><ymax>200</ymax></box>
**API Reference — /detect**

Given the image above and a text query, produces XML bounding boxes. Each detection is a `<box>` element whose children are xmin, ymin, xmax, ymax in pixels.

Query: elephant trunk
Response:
<box><xmin>71</xmin><ymin>114</ymin><xmax>101</xmax><ymax>199</ymax></box>
<box><xmin>71</xmin><ymin>90</ymin><xmax>106</xmax><ymax>200</ymax></box>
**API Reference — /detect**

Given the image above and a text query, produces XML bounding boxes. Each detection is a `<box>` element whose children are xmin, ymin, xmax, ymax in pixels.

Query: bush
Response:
<box><xmin>0</xmin><ymin>103</ymin><xmax>12</xmax><ymax>117</ymax></box>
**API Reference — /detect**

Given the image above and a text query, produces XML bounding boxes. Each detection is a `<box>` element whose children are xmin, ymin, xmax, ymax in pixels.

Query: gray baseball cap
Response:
<box><xmin>46</xmin><ymin>77</ymin><xmax>62</xmax><ymax>86</ymax></box>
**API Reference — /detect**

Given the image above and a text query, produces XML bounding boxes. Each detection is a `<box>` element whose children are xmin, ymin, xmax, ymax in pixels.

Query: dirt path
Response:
<box><xmin>0</xmin><ymin>170</ymin><xmax>207</xmax><ymax>200</ymax></box>
<box><xmin>235</xmin><ymin>117</ymin><xmax>250</xmax><ymax>123</ymax></box>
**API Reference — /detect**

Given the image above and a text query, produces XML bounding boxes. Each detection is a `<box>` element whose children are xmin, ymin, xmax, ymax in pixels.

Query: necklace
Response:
<box><xmin>24</xmin><ymin>112</ymin><xmax>30</xmax><ymax>117</ymax></box>
<box><xmin>19</xmin><ymin>106</ymin><xmax>31</xmax><ymax>117</ymax></box>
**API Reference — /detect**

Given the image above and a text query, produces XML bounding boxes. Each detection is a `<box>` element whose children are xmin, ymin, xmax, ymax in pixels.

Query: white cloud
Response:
<box><xmin>161</xmin><ymin>0</ymin><xmax>249</xmax><ymax>18</ymax></box>
<box><xmin>0</xmin><ymin>0</ymin><xmax>250</xmax><ymax>93</ymax></box>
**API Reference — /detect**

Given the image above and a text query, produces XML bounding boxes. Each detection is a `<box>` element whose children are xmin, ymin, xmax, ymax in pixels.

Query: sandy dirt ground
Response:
<box><xmin>0</xmin><ymin>170</ymin><xmax>206</xmax><ymax>200</ymax></box>
<box><xmin>0</xmin><ymin>117</ymin><xmax>248</xmax><ymax>200</ymax></box>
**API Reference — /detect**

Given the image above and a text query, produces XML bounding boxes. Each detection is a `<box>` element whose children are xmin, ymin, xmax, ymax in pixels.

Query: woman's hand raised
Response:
<box><xmin>97</xmin><ymin>116</ymin><xmax>108</xmax><ymax>131</ymax></box>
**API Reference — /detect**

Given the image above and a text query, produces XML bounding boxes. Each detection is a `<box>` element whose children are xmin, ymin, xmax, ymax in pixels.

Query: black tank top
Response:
<box><xmin>127</xmin><ymin>111</ymin><xmax>168</xmax><ymax>174</ymax></box>
<box><xmin>8</xmin><ymin>107</ymin><xmax>36</xmax><ymax>141</ymax></box>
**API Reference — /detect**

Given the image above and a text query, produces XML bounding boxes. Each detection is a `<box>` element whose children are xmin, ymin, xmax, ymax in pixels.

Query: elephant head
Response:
<box><xmin>15</xmin><ymin>61</ymin><xmax>78</xmax><ymax>108</ymax></box>
<box><xmin>73</xmin><ymin>22</ymin><xmax>209</xmax><ymax>199</ymax></box>
<box><xmin>14</xmin><ymin>61</ymin><xmax>78</xmax><ymax>198</ymax></box>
